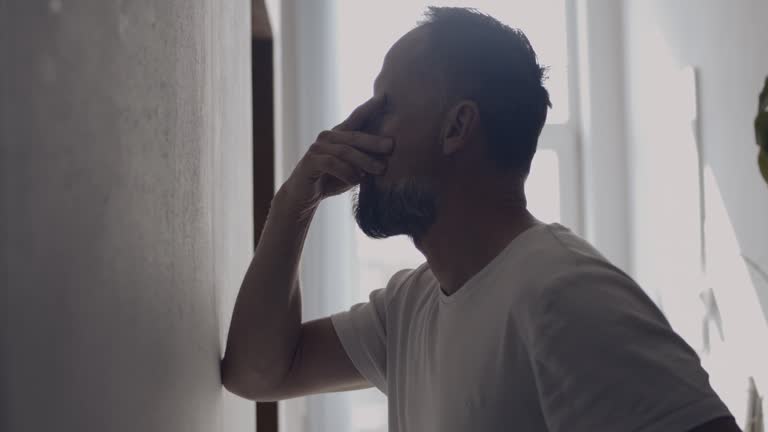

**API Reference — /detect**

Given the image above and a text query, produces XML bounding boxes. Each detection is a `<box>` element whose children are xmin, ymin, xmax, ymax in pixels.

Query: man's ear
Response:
<box><xmin>441</xmin><ymin>100</ymin><xmax>480</xmax><ymax>156</ymax></box>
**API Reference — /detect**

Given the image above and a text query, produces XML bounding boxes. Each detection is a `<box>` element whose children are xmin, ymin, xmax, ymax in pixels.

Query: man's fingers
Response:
<box><xmin>318</xmin><ymin>130</ymin><xmax>394</xmax><ymax>155</ymax></box>
<box><xmin>334</xmin><ymin>95</ymin><xmax>386</xmax><ymax>131</ymax></box>
<box><xmin>310</xmin><ymin>140</ymin><xmax>387</xmax><ymax>175</ymax></box>
<box><xmin>314</xmin><ymin>154</ymin><xmax>362</xmax><ymax>186</ymax></box>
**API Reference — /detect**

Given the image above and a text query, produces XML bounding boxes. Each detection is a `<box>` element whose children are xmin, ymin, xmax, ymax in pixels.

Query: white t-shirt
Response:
<box><xmin>331</xmin><ymin>223</ymin><xmax>732</xmax><ymax>432</ymax></box>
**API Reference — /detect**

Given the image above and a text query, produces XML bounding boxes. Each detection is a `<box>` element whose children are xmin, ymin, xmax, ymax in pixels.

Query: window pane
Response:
<box><xmin>525</xmin><ymin>149</ymin><xmax>562</xmax><ymax>224</ymax></box>
<box><xmin>353</xmin><ymin>232</ymin><xmax>425</xmax><ymax>304</ymax></box>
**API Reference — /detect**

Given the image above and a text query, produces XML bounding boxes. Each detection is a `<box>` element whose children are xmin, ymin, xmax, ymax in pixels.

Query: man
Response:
<box><xmin>222</xmin><ymin>7</ymin><xmax>740</xmax><ymax>432</ymax></box>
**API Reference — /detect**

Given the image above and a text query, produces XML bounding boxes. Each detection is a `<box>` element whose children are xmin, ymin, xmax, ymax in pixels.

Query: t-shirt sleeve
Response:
<box><xmin>330</xmin><ymin>269</ymin><xmax>414</xmax><ymax>395</ymax></box>
<box><xmin>529</xmin><ymin>265</ymin><xmax>733</xmax><ymax>432</ymax></box>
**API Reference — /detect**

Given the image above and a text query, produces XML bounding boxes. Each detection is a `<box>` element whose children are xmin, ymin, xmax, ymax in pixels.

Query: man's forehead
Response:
<box><xmin>375</xmin><ymin>26</ymin><xmax>431</xmax><ymax>93</ymax></box>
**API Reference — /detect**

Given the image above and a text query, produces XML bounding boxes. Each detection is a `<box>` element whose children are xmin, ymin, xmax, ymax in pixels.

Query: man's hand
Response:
<box><xmin>222</xmin><ymin>97</ymin><xmax>393</xmax><ymax>397</ymax></box>
<box><xmin>756</xmin><ymin>76</ymin><xmax>768</xmax><ymax>185</ymax></box>
<box><xmin>281</xmin><ymin>95</ymin><xmax>394</xmax><ymax>216</ymax></box>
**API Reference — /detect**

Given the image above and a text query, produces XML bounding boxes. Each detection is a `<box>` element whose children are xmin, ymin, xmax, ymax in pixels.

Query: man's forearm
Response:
<box><xmin>222</xmin><ymin>185</ymin><xmax>315</xmax><ymax>391</ymax></box>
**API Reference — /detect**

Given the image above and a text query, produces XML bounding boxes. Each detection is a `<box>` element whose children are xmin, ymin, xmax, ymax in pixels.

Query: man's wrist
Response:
<box><xmin>272</xmin><ymin>182</ymin><xmax>318</xmax><ymax>223</ymax></box>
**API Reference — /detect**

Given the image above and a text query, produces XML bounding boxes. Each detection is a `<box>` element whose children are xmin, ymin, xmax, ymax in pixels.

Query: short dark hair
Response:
<box><xmin>417</xmin><ymin>7</ymin><xmax>551</xmax><ymax>174</ymax></box>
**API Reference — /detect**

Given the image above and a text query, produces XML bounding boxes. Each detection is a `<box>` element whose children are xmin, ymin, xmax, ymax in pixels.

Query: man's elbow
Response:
<box><xmin>220</xmin><ymin>356</ymin><xmax>285</xmax><ymax>401</ymax></box>
<box><xmin>220</xmin><ymin>356</ymin><xmax>253</xmax><ymax>399</ymax></box>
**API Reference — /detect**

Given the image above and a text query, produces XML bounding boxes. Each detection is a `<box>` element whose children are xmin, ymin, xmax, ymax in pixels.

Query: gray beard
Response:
<box><xmin>352</xmin><ymin>175</ymin><xmax>438</xmax><ymax>243</ymax></box>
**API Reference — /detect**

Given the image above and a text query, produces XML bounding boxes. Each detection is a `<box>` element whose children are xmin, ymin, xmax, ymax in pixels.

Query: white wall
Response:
<box><xmin>624</xmin><ymin>0</ymin><xmax>768</xmax><ymax>426</ymax></box>
<box><xmin>0</xmin><ymin>1</ymin><xmax>254</xmax><ymax>431</ymax></box>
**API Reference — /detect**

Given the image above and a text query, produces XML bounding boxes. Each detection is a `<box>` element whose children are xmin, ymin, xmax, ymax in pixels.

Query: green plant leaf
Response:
<box><xmin>757</xmin><ymin>76</ymin><xmax>768</xmax><ymax>152</ymax></box>
<box><xmin>756</xmin><ymin>76</ymin><xmax>768</xmax><ymax>187</ymax></box>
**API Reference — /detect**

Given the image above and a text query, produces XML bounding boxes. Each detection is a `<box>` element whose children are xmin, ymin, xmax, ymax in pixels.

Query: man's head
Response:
<box><xmin>353</xmin><ymin>7</ymin><xmax>551</xmax><ymax>242</ymax></box>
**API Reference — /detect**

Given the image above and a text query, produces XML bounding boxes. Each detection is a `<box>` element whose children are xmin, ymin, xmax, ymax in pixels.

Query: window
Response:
<box><xmin>333</xmin><ymin>2</ymin><xmax>580</xmax><ymax>431</ymax></box>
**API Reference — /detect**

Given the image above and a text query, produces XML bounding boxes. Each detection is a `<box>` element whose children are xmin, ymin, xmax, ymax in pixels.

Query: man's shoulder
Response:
<box><xmin>526</xmin><ymin>223</ymin><xmax>609</xmax><ymax>264</ymax></box>
<box><xmin>499</xmin><ymin>224</ymin><xmax>616</xmax><ymax>289</ymax></box>
<box><xmin>507</xmin><ymin>224</ymin><xmax>651</xmax><ymax>319</ymax></box>
<box><xmin>381</xmin><ymin>263</ymin><xmax>435</xmax><ymax>304</ymax></box>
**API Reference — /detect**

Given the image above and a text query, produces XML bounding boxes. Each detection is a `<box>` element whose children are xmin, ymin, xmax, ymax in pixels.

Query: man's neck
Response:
<box><xmin>414</xmin><ymin>193</ymin><xmax>541</xmax><ymax>297</ymax></box>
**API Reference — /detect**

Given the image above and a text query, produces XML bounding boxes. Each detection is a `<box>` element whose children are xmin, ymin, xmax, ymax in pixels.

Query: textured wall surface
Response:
<box><xmin>1</xmin><ymin>1</ymin><xmax>253</xmax><ymax>431</ymax></box>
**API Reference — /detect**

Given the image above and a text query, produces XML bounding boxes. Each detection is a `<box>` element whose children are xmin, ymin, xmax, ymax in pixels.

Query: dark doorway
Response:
<box><xmin>252</xmin><ymin>1</ymin><xmax>277</xmax><ymax>431</ymax></box>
